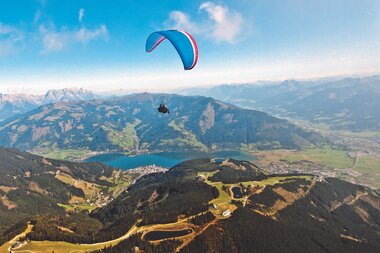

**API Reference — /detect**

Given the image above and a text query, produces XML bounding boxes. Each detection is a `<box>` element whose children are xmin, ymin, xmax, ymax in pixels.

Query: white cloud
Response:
<box><xmin>0</xmin><ymin>41</ymin><xmax>16</xmax><ymax>57</ymax></box>
<box><xmin>75</xmin><ymin>25</ymin><xmax>108</xmax><ymax>44</ymax></box>
<box><xmin>40</xmin><ymin>25</ymin><xmax>108</xmax><ymax>53</ymax></box>
<box><xmin>199</xmin><ymin>2</ymin><xmax>243</xmax><ymax>43</ymax></box>
<box><xmin>39</xmin><ymin>26</ymin><xmax>69</xmax><ymax>52</ymax></box>
<box><xmin>0</xmin><ymin>23</ymin><xmax>24</xmax><ymax>57</ymax></box>
<box><xmin>166</xmin><ymin>11</ymin><xmax>198</xmax><ymax>34</ymax></box>
<box><xmin>0</xmin><ymin>23</ymin><xmax>24</xmax><ymax>42</ymax></box>
<box><xmin>79</xmin><ymin>8</ymin><xmax>85</xmax><ymax>22</ymax></box>
<box><xmin>165</xmin><ymin>2</ymin><xmax>244</xmax><ymax>43</ymax></box>
<box><xmin>38</xmin><ymin>8</ymin><xmax>108</xmax><ymax>53</ymax></box>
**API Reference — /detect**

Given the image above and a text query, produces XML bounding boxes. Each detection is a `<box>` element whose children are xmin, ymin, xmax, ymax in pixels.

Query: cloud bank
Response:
<box><xmin>40</xmin><ymin>24</ymin><xmax>108</xmax><ymax>53</ymax></box>
<box><xmin>199</xmin><ymin>2</ymin><xmax>243</xmax><ymax>43</ymax></box>
<box><xmin>40</xmin><ymin>8</ymin><xmax>108</xmax><ymax>53</ymax></box>
<box><xmin>168</xmin><ymin>11</ymin><xmax>198</xmax><ymax>34</ymax></box>
<box><xmin>166</xmin><ymin>1</ymin><xmax>245</xmax><ymax>43</ymax></box>
<box><xmin>0</xmin><ymin>23</ymin><xmax>24</xmax><ymax>57</ymax></box>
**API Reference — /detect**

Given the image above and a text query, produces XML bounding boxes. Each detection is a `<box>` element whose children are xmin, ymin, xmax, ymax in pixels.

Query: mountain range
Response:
<box><xmin>179</xmin><ymin>75</ymin><xmax>380</xmax><ymax>131</ymax></box>
<box><xmin>0</xmin><ymin>93</ymin><xmax>324</xmax><ymax>156</ymax></box>
<box><xmin>1</xmin><ymin>151</ymin><xmax>379</xmax><ymax>252</ymax></box>
<box><xmin>0</xmin><ymin>88</ymin><xmax>97</xmax><ymax>122</ymax></box>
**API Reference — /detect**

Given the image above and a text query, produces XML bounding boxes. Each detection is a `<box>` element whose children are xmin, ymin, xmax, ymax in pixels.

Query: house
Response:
<box><xmin>222</xmin><ymin>209</ymin><xmax>231</xmax><ymax>217</ymax></box>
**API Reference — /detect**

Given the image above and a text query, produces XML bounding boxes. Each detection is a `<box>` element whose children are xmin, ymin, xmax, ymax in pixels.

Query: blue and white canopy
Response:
<box><xmin>146</xmin><ymin>30</ymin><xmax>198</xmax><ymax>70</ymax></box>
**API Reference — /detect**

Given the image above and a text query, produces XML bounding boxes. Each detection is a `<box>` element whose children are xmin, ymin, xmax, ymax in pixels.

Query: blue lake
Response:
<box><xmin>86</xmin><ymin>151</ymin><xmax>256</xmax><ymax>170</ymax></box>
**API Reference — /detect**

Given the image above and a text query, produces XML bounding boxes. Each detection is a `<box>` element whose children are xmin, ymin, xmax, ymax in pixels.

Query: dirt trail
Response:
<box><xmin>175</xmin><ymin>219</ymin><xmax>218</xmax><ymax>253</ymax></box>
<box><xmin>330</xmin><ymin>192</ymin><xmax>368</xmax><ymax>212</ymax></box>
<box><xmin>348</xmin><ymin>150</ymin><xmax>364</xmax><ymax>170</ymax></box>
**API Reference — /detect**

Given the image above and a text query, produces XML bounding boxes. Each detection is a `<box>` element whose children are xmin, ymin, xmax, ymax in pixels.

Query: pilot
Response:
<box><xmin>158</xmin><ymin>103</ymin><xmax>169</xmax><ymax>114</ymax></box>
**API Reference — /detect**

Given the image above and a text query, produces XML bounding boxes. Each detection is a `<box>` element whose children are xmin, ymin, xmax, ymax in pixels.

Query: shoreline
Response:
<box><xmin>84</xmin><ymin>150</ymin><xmax>258</xmax><ymax>171</ymax></box>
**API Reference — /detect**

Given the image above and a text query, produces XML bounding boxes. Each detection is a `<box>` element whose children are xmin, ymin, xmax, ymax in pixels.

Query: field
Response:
<box><xmin>242</xmin><ymin>175</ymin><xmax>313</xmax><ymax>187</ymax></box>
<box><xmin>198</xmin><ymin>171</ymin><xmax>313</xmax><ymax>218</ymax></box>
<box><xmin>33</xmin><ymin>148</ymin><xmax>97</xmax><ymax>161</ymax></box>
<box><xmin>54</xmin><ymin>170</ymin><xmax>135</xmax><ymax>212</ymax></box>
<box><xmin>55</xmin><ymin>172</ymin><xmax>104</xmax><ymax>212</ymax></box>
<box><xmin>354</xmin><ymin>155</ymin><xmax>380</xmax><ymax>189</ymax></box>
<box><xmin>254</xmin><ymin>146</ymin><xmax>380</xmax><ymax>189</ymax></box>
<box><xmin>255</xmin><ymin>148</ymin><xmax>354</xmax><ymax>168</ymax></box>
<box><xmin>57</xmin><ymin>203</ymin><xmax>98</xmax><ymax>212</ymax></box>
<box><xmin>55</xmin><ymin>173</ymin><xmax>103</xmax><ymax>198</ymax></box>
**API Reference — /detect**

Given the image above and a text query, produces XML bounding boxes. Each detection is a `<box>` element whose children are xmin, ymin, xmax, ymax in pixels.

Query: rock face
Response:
<box><xmin>0</xmin><ymin>93</ymin><xmax>324</xmax><ymax>153</ymax></box>
<box><xmin>199</xmin><ymin>102</ymin><xmax>215</xmax><ymax>134</ymax></box>
<box><xmin>42</xmin><ymin>88</ymin><xmax>97</xmax><ymax>104</ymax></box>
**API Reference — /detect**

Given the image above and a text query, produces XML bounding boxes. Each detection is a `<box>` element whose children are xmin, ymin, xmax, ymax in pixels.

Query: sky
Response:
<box><xmin>0</xmin><ymin>0</ymin><xmax>379</xmax><ymax>94</ymax></box>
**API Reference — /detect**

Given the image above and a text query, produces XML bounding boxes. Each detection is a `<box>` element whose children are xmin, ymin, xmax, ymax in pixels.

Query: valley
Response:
<box><xmin>254</xmin><ymin>147</ymin><xmax>380</xmax><ymax>189</ymax></box>
<box><xmin>180</xmin><ymin>76</ymin><xmax>380</xmax><ymax>132</ymax></box>
<box><xmin>0</xmin><ymin>78</ymin><xmax>379</xmax><ymax>252</ymax></box>
<box><xmin>2</xmin><ymin>88</ymin><xmax>378</xmax><ymax>191</ymax></box>
<box><xmin>177</xmin><ymin>76</ymin><xmax>380</xmax><ymax>190</ymax></box>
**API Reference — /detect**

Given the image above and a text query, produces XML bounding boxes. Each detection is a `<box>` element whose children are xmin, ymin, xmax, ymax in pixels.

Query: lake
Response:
<box><xmin>86</xmin><ymin>151</ymin><xmax>256</xmax><ymax>170</ymax></box>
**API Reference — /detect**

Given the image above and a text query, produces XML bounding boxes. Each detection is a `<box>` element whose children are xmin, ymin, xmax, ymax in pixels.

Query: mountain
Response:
<box><xmin>0</xmin><ymin>93</ymin><xmax>41</xmax><ymax>123</ymax></box>
<box><xmin>179</xmin><ymin>75</ymin><xmax>380</xmax><ymax>131</ymax></box>
<box><xmin>0</xmin><ymin>147</ymin><xmax>137</xmax><ymax>245</ymax></box>
<box><xmin>0</xmin><ymin>93</ymin><xmax>324</xmax><ymax>156</ymax></box>
<box><xmin>74</xmin><ymin>159</ymin><xmax>380</xmax><ymax>252</ymax></box>
<box><xmin>0</xmin><ymin>88</ymin><xmax>97</xmax><ymax>122</ymax></box>
<box><xmin>3</xmin><ymin>157</ymin><xmax>379</xmax><ymax>252</ymax></box>
<box><xmin>42</xmin><ymin>88</ymin><xmax>97</xmax><ymax>104</ymax></box>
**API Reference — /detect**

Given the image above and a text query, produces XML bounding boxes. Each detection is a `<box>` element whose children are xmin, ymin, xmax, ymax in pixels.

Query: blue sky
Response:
<box><xmin>0</xmin><ymin>0</ymin><xmax>379</xmax><ymax>93</ymax></box>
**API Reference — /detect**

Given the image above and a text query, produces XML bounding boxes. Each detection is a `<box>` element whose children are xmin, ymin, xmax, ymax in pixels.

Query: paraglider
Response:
<box><xmin>146</xmin><ymin>30</ymin><xmax>198</xmax><ymax>70</ymax></box>
<box><xmin>157</xmin><ymin>102</ymin><xmax>169</xmax><ymax>114</ymax></box>
<box><xmin>146</xmin><ymin>30</ymin><xmax>197</xmax><ymax>115</ymax></box>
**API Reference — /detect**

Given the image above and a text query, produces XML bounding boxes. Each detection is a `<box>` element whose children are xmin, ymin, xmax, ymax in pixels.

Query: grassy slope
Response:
<box><xmin>106</xmin><ymin>122</ymin><xmax>139</xmax><ymax>152</ymax></box>
<box><xmin>160</xmin><ymin>120</ymin><xmax>208</xmax><ymax>151</ymax></box>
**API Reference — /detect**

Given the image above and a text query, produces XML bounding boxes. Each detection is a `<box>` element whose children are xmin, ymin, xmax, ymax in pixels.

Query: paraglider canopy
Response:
<box><xmin>146</xmin><ymin>30</ymin><xmax>198</xmax><ymax>70</ymax></box>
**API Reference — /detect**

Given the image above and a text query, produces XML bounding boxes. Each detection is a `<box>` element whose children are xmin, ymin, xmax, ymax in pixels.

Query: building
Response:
<box><xmin>222</xmin><ymin>209</ymin><xmax>231</xmax><ymax>217</ymax></box>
